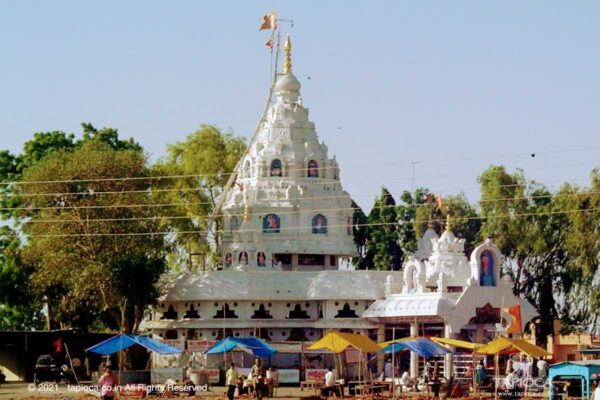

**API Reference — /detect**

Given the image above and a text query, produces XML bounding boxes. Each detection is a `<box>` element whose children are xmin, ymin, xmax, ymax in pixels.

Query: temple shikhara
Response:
<box><xmin>145</xmin><ymin>34</ymin><xmax>536</xmax><ymax>384</ymax></box>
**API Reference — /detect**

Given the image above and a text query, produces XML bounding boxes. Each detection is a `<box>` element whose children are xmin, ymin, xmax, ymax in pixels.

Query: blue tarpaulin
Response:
<box><xmin>205</xmin><ymin>337</ymin><xmax>276</xmax><ymax>358</ymax></box>
<box><xmin>380</xmin><ymin>337</ymin><xmax>451</xmax><ymax>357</ymax></box>
<box><xmin>86</xmin><ymin>334</ymin><xmax>182</xmax><ymax>355</ymax></box>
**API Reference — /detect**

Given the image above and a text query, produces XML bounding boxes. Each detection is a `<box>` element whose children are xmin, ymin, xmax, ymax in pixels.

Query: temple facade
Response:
<box><xmin>145</xmin><ymin>36</ymin><xmax>537</xmax><ymax>382</ymax></box>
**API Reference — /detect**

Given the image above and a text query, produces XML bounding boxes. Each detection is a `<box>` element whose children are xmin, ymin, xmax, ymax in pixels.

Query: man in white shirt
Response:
<box><xmin>593</xmin><ymin>380</ymin><xmax>600</xmax><ymax>400</ymax></box>
<box><xmin>321</xmin><ymin>368</ymin><xmax>339</xmax><ymax>397</ymax></box>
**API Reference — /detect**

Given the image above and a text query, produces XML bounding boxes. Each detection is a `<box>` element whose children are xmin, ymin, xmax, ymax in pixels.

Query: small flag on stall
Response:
<box><xmin>504</xmin><ymin>304</ymin><xmax>522</xmax><ymax>334</ymax></box>
<box><xmin>260</xmin><ymin>12</ymin><xmax>277</xmax><ymax>30</ymax></box>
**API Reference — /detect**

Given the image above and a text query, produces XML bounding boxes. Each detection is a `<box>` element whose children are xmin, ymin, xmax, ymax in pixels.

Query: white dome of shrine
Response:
<box><xmin>275</xmin><ymin>73</ymin><xmax>301</xmax><ymax>92</ymax></box>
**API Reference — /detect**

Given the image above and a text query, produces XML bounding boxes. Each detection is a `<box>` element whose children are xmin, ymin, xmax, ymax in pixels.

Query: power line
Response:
<box><xmin>19</xmin><ymin>189</ymin><xmax>600</xmax><ymax>224</ymax></box>
<box><xmin>1</xmin><ymin>145</ymin><xmax>598</xmax><ymax>187</ymax></box>
<box><xmin>13</xmin><ymin>206</ymin><xmax>599</xmax><ymax>238</ymax></box>
<box><xmin>1</xmin><ymin>160</ymin><xmax>596</xmax><ymax>200</ymax></box>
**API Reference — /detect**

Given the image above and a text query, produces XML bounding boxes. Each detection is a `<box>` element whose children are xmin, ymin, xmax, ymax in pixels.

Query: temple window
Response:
<box><xmin>286</xmin><ymin>304</ymin><xmax>310</xmax><ymax>319</ymax></box>
<box><xmin>347</xmin><ymin>217</ymin><xmax>353</xmax><ymax>236</ymax></box>
<box><xmin>187</xmin><ymin>329</ymin><xmax>198</xmax><ymax>340</ymax></box>
<box><xmin>244</xmin><ymin>160</ymin><xmax>251</xmax><ymax>178</ymax></box>
<box><xmin>251</xmin><ymin>304</ymin><xmax>273</xmax><ymax>319</ymax></box>
<box><xmin>161</xmin><ymin>305</ymin><xmax>178</xmax><ymax>320</ymax></box>
<box><xmin>312</xmin><ymin>214</ymin><xmax>328</xmax><ymax>234</ymax></box>
<box><xmin>270</xmin><ymin>159</ymin><xmax>283</xmax><ymax>177</ymax></box>
<box><xmin>307</xmin><ymin>160</ymin><xmax>319</xmax><ymax>178</ymax></box>
<box><xmin>263</xmin><ymin>214</ymin><xmax>281</xmax><ymax>233</ymax></box>
<box><xmin>183</xmin><ymin>305</ymin><xmax>200</xmax><ymax>319</ymax></box>
<box><xmin>239</xmin><ymin>251</ymin><xmax>249</xmax><ymax>265</ymax></box>
<box><xmin>257</xmin><ymin>251</ymin><xmax>267</xmax><ymax>267</ymax></box>
<box><xmin>216</xmin><ymin>328</ymin><xmax>234</xmax><ymax>340</ymax></box>
<box><xmin>165</xmin><ymin>330</ymin><xmax>178</xmax><ymax>339</ymax></box>
<box><xmin>224</xmin><ymin>252</ymin><xmax>233</xmax><ymax>268</ymax></box>
<box><xmin>334</xmin><ymin>303</ymin><xmax>359</xmax><ymax>318</ymax></box>
<box><xmin>213</xmin><ymin>303</ymin><xmax>239</xmax><ymax>319</ymax></box>
<box><xmin>287</xmin><ymin>328</ymin><xmax>309</xmax><ymax>342</ymax></box>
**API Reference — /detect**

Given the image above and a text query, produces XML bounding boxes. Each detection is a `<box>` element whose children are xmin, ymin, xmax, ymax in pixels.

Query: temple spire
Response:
<box><xmin>284</xmin><ymin>35</ymin><xmax>292</xmax><ymax>74</ymax></box>
<box><xmin>445</xmin><ymin>213</ymin><xmax>452</xmax><ymax>232</ymax></box>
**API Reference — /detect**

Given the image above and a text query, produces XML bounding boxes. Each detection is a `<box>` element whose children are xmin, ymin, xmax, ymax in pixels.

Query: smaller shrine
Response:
<box><xmin>364</xmin><ymin>217</ymin><xmax>537</xmax><ymax>379</ymax></box>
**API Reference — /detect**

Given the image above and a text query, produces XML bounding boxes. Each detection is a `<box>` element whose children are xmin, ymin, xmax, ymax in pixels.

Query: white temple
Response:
<box><xmin>145</xmin><ymin>36</ymin><xmax>537</xmax><ymax>383</ymax></box>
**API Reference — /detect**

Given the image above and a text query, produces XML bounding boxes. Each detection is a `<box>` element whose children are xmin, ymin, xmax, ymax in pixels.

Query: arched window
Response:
<box><xmin>312</xmin><ymin>214</ymin><xmax>327</xmax><ymax>234</ymax></box>
<box><xmin>270</xmin><ymin>159</ymin><xmax>282</xmax><ymax>177</ymax></box>
<box><xmin>257</xmin><ymin>252</ymin><xmax>267</xmax><ymax>267</ymax></box>
<box><xmin>239</xmin><ymin>251</ymin><xmax>249</xmax><ymax>265</ymax></box>
<box><xmin>244</xmin><ymin>160</ymin><xmax>251</xmax><ymax>178</ymax></box>
<box><xmin>307</xmin><ymin>160</ymin><xmax>319</xmax><ymax>178</ymax></box>
<box><xmin>263</xmin><ymin>214</ymin><xmax>280</xmax><ymax>233</ymax></box>
<box><xmin>224</xmin><ymin>252</ymin><xmax>233</xmax><ymax>268</ymax></box>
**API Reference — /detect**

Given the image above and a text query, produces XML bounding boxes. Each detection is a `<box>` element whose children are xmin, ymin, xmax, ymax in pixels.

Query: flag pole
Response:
<box><xmin>392</xmin><ymin>326</ymin><xmax>396</xmax><ymax>400</ymax></box>
<box><xmin>495</xmin><ymin>296</ymin><xmax>505</xmax><ymax>400</ymax></box>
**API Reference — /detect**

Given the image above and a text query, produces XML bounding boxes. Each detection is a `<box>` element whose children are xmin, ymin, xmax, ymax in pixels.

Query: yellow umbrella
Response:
<box><xmin>475</xmin><ymin>337</ymin><xmax>550</xmax><ymax>357</ymax></box>
<box><xmin>431</xmin><ymin>337</ymin><xmax>484</xmax><ymax>350</ymax></box>
<box><xmin>308</xmin><ymin>331</ymin><xmax>381</xmax><ymax>353</ymax></box>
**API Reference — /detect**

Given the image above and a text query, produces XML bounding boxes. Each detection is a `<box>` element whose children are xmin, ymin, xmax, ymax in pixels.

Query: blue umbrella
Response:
<box><xmin>380</xmin><ymin>337</ymin><xmax>450</xmax><ymax>357</ymax></box>
<box><xmin>205</xmin><ymin>337</ymin><xmax>276</xmax><ymax>358</ymax></box>
<box><xmin>86</xmin><ymin>334</ymin><xmax>182</xmax><ymax>355</ymax></box>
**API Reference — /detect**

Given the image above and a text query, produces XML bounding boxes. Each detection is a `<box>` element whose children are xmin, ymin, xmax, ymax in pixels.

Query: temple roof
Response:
<box><xmin>159</xmin><ymin>270</ymin><xmax>394</xmax><ymax>301</ymax></box>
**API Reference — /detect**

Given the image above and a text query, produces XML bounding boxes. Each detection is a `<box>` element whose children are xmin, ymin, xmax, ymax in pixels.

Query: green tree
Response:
<box><xmin>0</xmin><ymin>124</ymin><xmax>148</xmax><ymax>331</ymax></box>
<box><xmin>396</xmin><ymin>187</ymin><xmax>433</xmax><ymax>256</ymax></box>
<box><xmin>0</xmin><ymin>226</ymin><xmax>44</xmax><ymax>330</ymax></box>
<box><xmin>477</xmin><ymin>165</ymin><xmax>573</xmax><ymax>341</ymax></box>
<box><xmin>17</xmin><ymin>141</ymin><xmax>165</xmax><ymax>332</ymax></box>
<box><xmin>362</xmin><ymin>187</ymin><xmax>403</xmax><ymax>270</ymax></box>
<box><xmin>351</xmin><ymin>199</ymin><xmax>368</xmax><ymax>269</ymax></box>
<box><xmin>154</xmin><ymin>125</ymin><xmax>246</xmax><ymax>270</ymax></box>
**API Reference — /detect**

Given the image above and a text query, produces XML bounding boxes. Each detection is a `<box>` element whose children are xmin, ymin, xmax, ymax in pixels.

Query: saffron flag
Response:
<box><xmin>260</xmin><ymin>12</ymin><xmax>277</xmax><ymax>30</ymax></box>
<box><xmin>265</xmin><ymin>39</ymin><xmax>273</xmax><ymax>49</ymax></box>
<box><xmin>504</xmin><ymin>304</ymin><xmax>522</xmax><ymax>334</ymax></box>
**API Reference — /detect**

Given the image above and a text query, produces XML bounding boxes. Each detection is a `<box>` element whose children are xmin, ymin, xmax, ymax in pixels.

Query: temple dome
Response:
<box><xmin>275</xmin><ymin>73</ymin><xmax>301</xmax><ymax>92</ymax></box>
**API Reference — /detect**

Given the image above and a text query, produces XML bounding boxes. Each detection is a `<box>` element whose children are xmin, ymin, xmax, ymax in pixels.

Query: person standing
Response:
<box><xmin>475</xmin><ymin>360</ymin><xmax>486</xmax><ymax>390</ymax></box>
<box><xmin>593</xmin><ymin>380</ymin><xmax>600</xmax><ymax>400</ymax></box>
<box><xmin>226</xmin><ymin>363</ymin><xmax>239</xmax><ymax>400</ymax></box>
<box><xmin>98</xmin><ymin>367</ymin><xmax>116</xmax><ymax>400</ymax></box>
<box><xmin>251</xmin><ymin>358</ymin><xmax>266</xmax><ymax>400</ymax></box>
<box><xmin>537</xmin><ymin>358</ymin><xmax>548</xmax><ymax>381</ymax></box>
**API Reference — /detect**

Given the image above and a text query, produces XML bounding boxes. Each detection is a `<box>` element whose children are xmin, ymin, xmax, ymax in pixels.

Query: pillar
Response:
<box><xmin>410</xmin><ymin>321</ymin><xmax>418</xmax><ymax>378</ymax></box>
<box><xmin>376</xmin><ymin>325</ymin><xmax>385</xmax><ymax>376</ymax></box>
<box><xmin>444</xmin><ymin>323</ymin><xmax>454</xmax><ymax>380</ymax></box>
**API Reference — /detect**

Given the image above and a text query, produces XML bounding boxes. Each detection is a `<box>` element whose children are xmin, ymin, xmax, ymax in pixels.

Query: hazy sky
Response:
<box><xmin>2</xmin><ymin>1</ymin><xmax>599</xmax><ymax>209</ymax></box>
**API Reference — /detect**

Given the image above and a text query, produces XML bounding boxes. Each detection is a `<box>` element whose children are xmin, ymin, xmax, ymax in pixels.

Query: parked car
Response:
<box><xmin>34</xmin><ymin>354</ymin><xmax>62</xmax><ymax>384</ymax></box>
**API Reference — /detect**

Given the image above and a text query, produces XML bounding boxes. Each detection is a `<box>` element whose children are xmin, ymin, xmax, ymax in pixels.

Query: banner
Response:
<box><xmin>188</xmin><ymin>340</ymin><xmax>217</xmax><ymax>352</ymax></box>
<box><xmin>151</xmin><ymin>368</ymin><xmax>183</xmax><ymax>384</ymax></box>
<box><xmin>306</xmin><ymin>369</ymin><xmax>328</xmax><ymax>381</ymax></box>
<box><xmin>190</xmin><ymin>368</ymin><xmax>220</xmax><ymax>384</ymax></box>
<box><xmin>278</xmin><ymin>369</ymin><xmax>300</xmax><ymax>383</ymax></box>
<box><xmin>270</xmin><ymin>342</ymin><xmax>303</xmax><ymax>353</ymax></box>
<box><xmin>160</xmin><ymin>338</ymin><xmax>185</xmax><ymax>350</ymax></box>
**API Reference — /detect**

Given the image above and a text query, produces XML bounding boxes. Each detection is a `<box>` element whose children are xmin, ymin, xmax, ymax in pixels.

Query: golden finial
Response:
<box><xmin>243</xmin><ymin>203</ymin><xmax>251</xmax><ymax>223</ymax></box>
<box><xmin>284</xmin><ymin>34</ymin><xmax>292</xmax><ymax>74</ymax></box>
<box><xmin>445</xmin><ymin>213</ymin><xmax>452</xmax><ymax>232</ymax></box>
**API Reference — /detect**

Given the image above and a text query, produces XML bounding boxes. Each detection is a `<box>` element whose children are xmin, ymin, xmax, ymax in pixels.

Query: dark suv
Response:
<box><xmin>34</xmin><ymin>354</ymin><xmax>61</xmax><ymax>384</ymax></box>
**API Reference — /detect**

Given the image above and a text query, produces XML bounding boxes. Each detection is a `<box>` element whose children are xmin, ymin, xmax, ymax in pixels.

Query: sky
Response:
<box><xmin>1</xmin><ymin>1</ymin><xmax>599</xmax><ymax>210</ymax></box>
